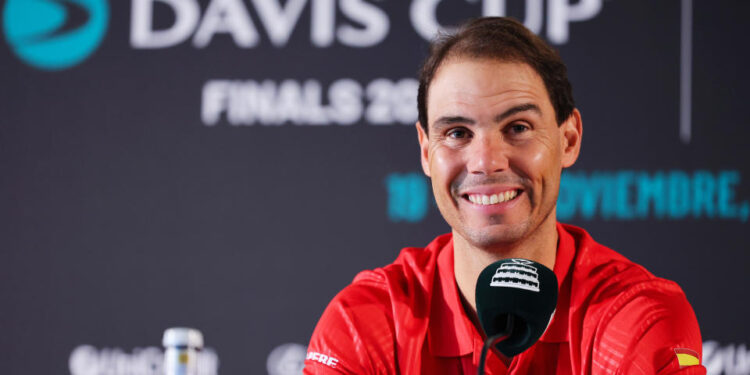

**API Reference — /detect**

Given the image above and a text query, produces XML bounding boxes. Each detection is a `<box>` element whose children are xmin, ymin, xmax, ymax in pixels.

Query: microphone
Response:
<box><xmin>474</xmin><ymin>258</ymin><xmax>558</xmax><ymax>374</ymax></box>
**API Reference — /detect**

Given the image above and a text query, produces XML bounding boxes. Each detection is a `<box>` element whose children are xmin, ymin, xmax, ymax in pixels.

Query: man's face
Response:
<box><xmin>417</xmin><ymin>58</ymin><xmax>581</xmax><ymax>249</ymax></box>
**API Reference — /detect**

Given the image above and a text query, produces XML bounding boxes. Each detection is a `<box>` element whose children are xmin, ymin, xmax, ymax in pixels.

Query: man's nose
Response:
<box><xmin>467</xmin><ymin>135</ymin><xmax>509</xmax><ymax>175</ymax></box>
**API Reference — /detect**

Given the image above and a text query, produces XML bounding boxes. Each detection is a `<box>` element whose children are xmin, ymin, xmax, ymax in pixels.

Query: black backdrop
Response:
<box><xmin>1</xmin><ymin>1</ymin><xmax>749</xmax><ymax>374</ymax></box>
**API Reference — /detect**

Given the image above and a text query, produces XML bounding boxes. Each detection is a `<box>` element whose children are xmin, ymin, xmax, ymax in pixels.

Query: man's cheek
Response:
<box><xmin>512</xmin><ymin>146</ymin><xmax>555</xmax><ymax>178</ymax></box>
<box><xmin>431</xmin><ymin>150</ymin><xmax>457</xmax><ymax>172</ymax></box>
<box><xmin>522</xmin><ymin>145</ymin><xmax>551</xmax><ymax>167</ymax></box>
<box><xmin>431</xmin><ymin>154</ymin><xmax>460</xmax><ymax>193</ymax></box>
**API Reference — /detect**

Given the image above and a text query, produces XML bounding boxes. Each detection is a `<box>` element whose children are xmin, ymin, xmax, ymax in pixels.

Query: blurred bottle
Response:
<box><xmin>163</xmin><ymin>327</ymin><xmax>203</xmax><ymax>375</ymax></box>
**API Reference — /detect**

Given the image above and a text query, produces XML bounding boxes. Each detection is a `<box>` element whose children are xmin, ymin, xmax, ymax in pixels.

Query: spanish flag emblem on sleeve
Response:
<box><xmin>674</xmin><ymin>348</ymin><xmax>701</xmax><ymax>368</ymax></box>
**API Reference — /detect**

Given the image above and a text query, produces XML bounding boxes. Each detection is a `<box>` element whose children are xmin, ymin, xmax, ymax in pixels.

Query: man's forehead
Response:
<box><xmin>430</xmin><ymin>57</ymin><xmax>546</xmax><ymax>95</ymax></box>
<box><xmin>427</xmin><ymin>58</ymin><xmax>550</xmax><ymax>122</ymax></box>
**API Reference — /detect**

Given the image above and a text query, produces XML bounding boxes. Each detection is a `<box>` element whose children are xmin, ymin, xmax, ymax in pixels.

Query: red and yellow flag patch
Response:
<box><xmin>674</xmin><ymin>348</ymin><xmax>700</xmax><ymax>368</ymax></box>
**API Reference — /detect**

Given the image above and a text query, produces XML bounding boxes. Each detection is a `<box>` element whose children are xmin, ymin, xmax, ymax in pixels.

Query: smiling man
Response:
<box><xmin>304</xmin><ymin>17</ymin><xmax>705</xmax><ymax>374</ymax></box>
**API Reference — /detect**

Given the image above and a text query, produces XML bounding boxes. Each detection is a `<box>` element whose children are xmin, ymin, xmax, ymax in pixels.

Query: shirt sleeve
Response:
<box><xmin>590</xmin><ymin>279</ymin><xmax>706</xmax><ymax>375</ymax></box>
<box><xmin>304</xmin><ymin>278</ymin><xmax>397</xmax><ymax>375</ymax></box>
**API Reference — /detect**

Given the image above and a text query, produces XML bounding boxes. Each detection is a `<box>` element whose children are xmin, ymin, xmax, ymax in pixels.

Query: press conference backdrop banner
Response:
<box><xmin>1</xmin><ymin>1</ymin><xmax>748</xmax><ymax>374</ymax></box>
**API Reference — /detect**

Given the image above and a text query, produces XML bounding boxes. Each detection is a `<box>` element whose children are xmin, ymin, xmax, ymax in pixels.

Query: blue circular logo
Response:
<box><xmin>3</xmin><ymin>0</ymin><xmax>109</xmax><ymax>70</ymax></box>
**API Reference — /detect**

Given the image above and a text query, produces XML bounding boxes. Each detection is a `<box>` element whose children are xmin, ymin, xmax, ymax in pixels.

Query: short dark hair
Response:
<box><xmin>417</xmin><ymin>17</ymin><xmax>575</xmax><ymax>131</ymax></box>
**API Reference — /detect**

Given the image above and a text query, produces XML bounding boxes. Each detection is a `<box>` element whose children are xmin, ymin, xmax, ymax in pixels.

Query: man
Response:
<box><xmin>304</xmin><ymin>17</ymin><xmax>704</xmax><ymax>374</ymax></box>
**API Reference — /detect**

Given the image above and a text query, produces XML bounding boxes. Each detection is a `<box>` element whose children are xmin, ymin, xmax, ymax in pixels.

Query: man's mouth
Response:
<box><xmin>463</xmin><ymin>189</ymin><xmax>522</xmax><ymax>206</ymax></box>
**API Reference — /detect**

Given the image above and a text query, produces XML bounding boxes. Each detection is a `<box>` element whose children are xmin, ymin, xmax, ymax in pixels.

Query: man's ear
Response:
<box><xmin>416</xmin><ymin>122</ymin><xmax>431</xmax><ymax>177</ymax></box>
<box><xmin>560</xmin><ymin>108</ymin><xmax>583</xmax><ymax>168</ymax></box>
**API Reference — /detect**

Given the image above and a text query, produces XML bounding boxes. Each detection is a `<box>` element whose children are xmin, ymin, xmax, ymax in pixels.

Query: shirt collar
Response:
<box><xmin>538</xmin><ymin>222</ymin><xmax>575</xmax><ymax>343</ymax></box>
<box><xmin>428</xmin><ymin>238</ymin><xmax>475</xmax><ymax>357</ymax></box>
<box><xmin>428</xmin><ymin>223</ymin><xmax>576</xmax><ymax>357</ymax></box>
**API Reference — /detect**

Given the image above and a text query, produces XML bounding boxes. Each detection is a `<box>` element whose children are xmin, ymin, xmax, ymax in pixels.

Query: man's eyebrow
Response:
<box><xmin>431</xmin><ymin>104</ymin><xmax>542</xmax><ymax>129</ymax></box>
<box><xmin>495</xmin><ymin>103</ymin><xmax>542</xmax><ymax>123</ymax></box>
<box><xmin>432</xmin><ymin>116</ymin><xmax>476</xmax><ymax>129</ymax></box>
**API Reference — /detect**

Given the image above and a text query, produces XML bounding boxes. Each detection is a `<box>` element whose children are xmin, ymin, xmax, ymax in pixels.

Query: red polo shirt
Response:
<box><xmin>304</xmin><ymin>224</ymin><xmax>705</xmax><ymax>374</ymax></box>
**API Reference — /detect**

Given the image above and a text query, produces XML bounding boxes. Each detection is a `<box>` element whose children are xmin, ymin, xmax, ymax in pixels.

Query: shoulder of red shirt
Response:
<box><xmin>559</xmin><ymin>224</ymin><xmax>704</xmax><ymax>373</ymax></box>
<box><xmin>304</xmin><ymin>224</ymin><xmax>704</xmax><ymax>374</ymax></box>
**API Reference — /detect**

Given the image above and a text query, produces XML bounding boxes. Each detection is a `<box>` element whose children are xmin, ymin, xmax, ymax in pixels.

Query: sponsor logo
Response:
<box><xmin>267</xmin><ymin>343</ymin><xmax>306</xmax><ymax>375</ymax></box>
<box><xmin>68</xmin><ymin>344</ymin><xmax>219</xmax><ymax>375</ymax></box>
<box><xmin>490</xmin><ymin>259</ymin><xmax>541</xmax><ymax>292</ymax></box>
<box><xmin>703</xmin><ymin>341</ymin><xmax>750</xmax><ymax>375</ymax></box>
<box><xmin>3</xmin><ymin>0</ymin><xmax>109</xmax><ymax>70</ymax></box>
<box><xmin>130</xmin><ymin>0</ymin><xmax>602</xmax><ymax>50</ymax></box>
<box><xmin>306</xmin><ymin>351</ymin><xmax>340</xmax><ymax>368</ymax></box>
<box><xmin>2</xmin><ymin>0</ymin><xmax>604</xmax><ymax>72</ymax></box>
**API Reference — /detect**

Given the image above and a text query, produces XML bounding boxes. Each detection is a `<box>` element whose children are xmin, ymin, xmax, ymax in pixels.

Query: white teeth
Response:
<box><xmin>467</xmin><ymin>190</ymin><xmax>519</xmax><ymax>205</ymax></box>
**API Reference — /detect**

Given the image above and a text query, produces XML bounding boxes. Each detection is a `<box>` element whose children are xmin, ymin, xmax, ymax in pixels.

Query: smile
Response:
<box><xmin>465</xmin><ymin>190</ymin><xmax>521</xmax><ymax>206</ymax></box>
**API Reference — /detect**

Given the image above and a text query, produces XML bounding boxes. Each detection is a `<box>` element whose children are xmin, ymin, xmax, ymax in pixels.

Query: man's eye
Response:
<box><xmin>508</xmin><ymin>123</ymin><xmax>530</xmax><ymax>134</ymax></box>
<box><xmin>447</xmin><ymin>128</ymin><xmax>469</xmax><ymax>139</ymax></box>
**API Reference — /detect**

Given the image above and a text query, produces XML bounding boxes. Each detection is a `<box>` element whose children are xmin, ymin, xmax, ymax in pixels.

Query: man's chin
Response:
<box><xmin>458</xmin><ymin>222</ymin><xmax>530</xmax><ymax>249</ymax></box>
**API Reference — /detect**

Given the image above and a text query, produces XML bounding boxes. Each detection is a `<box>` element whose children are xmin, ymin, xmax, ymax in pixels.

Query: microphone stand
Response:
<box><xmin>477</xmin><ymin>315</ymin><xmax>513</xmax><ymax>375</ymax></box>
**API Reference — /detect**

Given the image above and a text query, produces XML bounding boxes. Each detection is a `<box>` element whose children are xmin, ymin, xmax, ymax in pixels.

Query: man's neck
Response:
<box><xmin>452</xmin><ymin>219</ymin><xmax>559</xmax><ymax>316</ymax></box>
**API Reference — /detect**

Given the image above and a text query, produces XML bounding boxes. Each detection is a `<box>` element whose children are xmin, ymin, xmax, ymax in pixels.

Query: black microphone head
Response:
<box><xmin>475</xmin><ymin>258</ymin><xmax>558</xmax><ymax>357</ymax></box>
